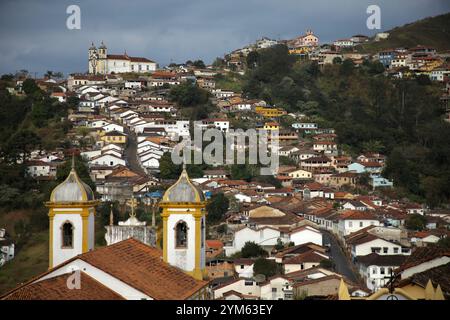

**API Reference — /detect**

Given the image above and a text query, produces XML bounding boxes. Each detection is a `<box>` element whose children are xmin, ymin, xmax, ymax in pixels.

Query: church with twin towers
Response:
<box><xmin>88</xmin><ymin>41</ymin><xmax>157</xmax><ymax>75</ymax></box>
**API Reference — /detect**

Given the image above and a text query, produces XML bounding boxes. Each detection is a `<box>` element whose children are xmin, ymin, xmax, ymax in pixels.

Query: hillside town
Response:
<box><xmin>1</xmin><ymin>24</ymin><xmax>449</xmax><ymax>301</ymax></box>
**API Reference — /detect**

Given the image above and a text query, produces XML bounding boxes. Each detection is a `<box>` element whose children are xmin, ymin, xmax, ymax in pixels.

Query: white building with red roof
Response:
<box><xmin>89</xmin><ymin>42</ymin><xmax>157</xmax><ymax>74</ymax></box>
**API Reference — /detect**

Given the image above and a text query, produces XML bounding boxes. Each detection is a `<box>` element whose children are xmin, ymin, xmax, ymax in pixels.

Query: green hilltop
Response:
<box><xmin>360</xmin><ymin>12</ymin><xmax>450</xmax><ymax>52</ymax></box>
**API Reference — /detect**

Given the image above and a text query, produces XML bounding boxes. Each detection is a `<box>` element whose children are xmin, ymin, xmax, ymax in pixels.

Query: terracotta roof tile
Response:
<box><xmin>3</xmin><ymin>272</ymin><xmax>125</xmax><ymax>300</ymax></box>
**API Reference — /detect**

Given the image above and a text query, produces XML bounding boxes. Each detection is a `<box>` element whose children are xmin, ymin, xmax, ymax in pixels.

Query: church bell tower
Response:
<box><xmin>159</xmin><ymin>167</ymin><xmax>207</xmax><ymax>280</ymax></box>
<box><xmin>46</xmin><ymin>158</ymin><xmax>99</xmax><ymax>268</ymax></box>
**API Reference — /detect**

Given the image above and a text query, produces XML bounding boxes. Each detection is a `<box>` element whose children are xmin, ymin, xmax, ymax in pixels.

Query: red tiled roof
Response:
<box><xmin>206</xmin><ymin>240</ymin><xmax>224</xmax><ymax>249</ymax></box>
<box><xmin>2</xmin><ymin>272</ymin><xmax>124</xmax><ymax>300</ymax></box>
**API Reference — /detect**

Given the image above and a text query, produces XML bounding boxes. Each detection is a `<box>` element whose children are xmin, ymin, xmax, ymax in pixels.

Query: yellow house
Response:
<box><xmin>255</xmin><ymin>106</ymin><xmax>286</xmax><ymax>117</ymax></box>
<box><xmin>101</xmin><ymin>130</ymin><xmax>127</xmax><ymax>144</ymax></box>
<box><xmin>263</xmin><ymin>122</ymin><xmax>280</xmax><ymax>131</ymax></box>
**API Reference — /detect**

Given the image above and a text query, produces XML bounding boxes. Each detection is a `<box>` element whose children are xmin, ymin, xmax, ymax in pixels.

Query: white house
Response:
<box><xmin>103</xmin><ymin>123</ymin><xmax>124</xmax><ymax>133</ymax></box>
<box><xmin>348</xmin><ymin>235</ymin><xmax>410</xmax><ymax>259</ymax></box>
<box><xmin>89</xmin><ymin>154</ymin><xmax>126</xmax><ymax>167</ymax></box>
<box><xmin>233</xmin><ymin>258</ymin><xmax>255</xmax><ymax>278</ymax></box>
<box><xmin>26</xmin><ymin>160</ymin><xmax>57</xmax><ymax>178</ymax></box>
<box><xmin>224</xmin><ymin>226</ymin><xmax>283</xmax><ymax>256</ymax></box>
<box><xmin>213</xmin><ymin>278</ymin><xmax>260</xmax><ymax>300</ymax></box>
<box><xmin>260</xmin><ymin>276</ymin><xmax>294</xmax><ymax>300</ymax></box>
<box><xmin>357</xmin><ymin>253</ymin><xmax>407</xmax><ymax>292</ymax></box>
<box><xmin>289</xmin><ymin>226</ymin><xmax>322</xmax><ymax>246</ymax></box>
<box><xmin>337</xmin><ymin>211</ymin><xmax>381</xmax><ymax>238</ymax></box>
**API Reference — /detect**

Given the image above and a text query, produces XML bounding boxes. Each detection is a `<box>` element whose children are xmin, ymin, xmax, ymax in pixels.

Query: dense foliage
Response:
<box><xmin>206</xmin><ymin>193</ymin><xmax>229</xmax><ymax>223</ymax></box>
<box><xmin>253</xmin><ymin>258</ymin><xmax>282</xmax><ymax>278</ymax></box>
<box><xmin>241</xmin><ymin>241</ymin><xmax>268</xmax><ymax>258</ymax></box>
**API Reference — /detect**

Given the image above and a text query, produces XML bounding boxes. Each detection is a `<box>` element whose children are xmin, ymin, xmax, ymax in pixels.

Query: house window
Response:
<box><xmin>372</xmin><ymin>267</ymin><xmax>377</xmax><ymax>274</ymax></box>
<box><xmin>272</xmin><ymin>288</ymin><xmax>277</xmax><ymax>292</ymax></box>
<box><xmin>175</xmin><ymin>221</ymin><xmax>188</xmax><ymax>248</ymax></box>
<box><xmin>393</xmin><ymin>248</ymin><xmax>399</xmax><ymax>254</ymax></box>
<box><xmin>383</xmin><ymin>247</ymin><xmax>388</xmax><ymax>254</ymax></box>
<box><xmin>240</xmin><ymin>265</ymin><xmax>244</xmax><ymax>269</ymax></box>
<box><xmin>359</xmin><ymin>222</ymin><xmax>363</xmax><ymax>227</ymax></box>
<box><xmin>244</xmin><ymin>280</ymin><xmax>253</xmax><ymax>286</ymax></box>
<box><xmin>62</xmin><ymin>222</ymin><xmax>74</xmax><ymax>248</ymax></box>
<box><xmin>380</xmin><ymin>267</ymin><xmax>385</xmax><ymax>275</ymax></box>
<box><xmin>348</xmin><ymin>221</ymin><xmax>353</xmax><ymax>228</ymax></box>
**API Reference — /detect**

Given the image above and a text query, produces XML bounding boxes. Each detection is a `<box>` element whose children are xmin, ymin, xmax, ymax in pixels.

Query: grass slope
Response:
<box><xmin>0</xmin><ymin>231</ymin><xmax>49</xmax><ymax>295</ymax></box>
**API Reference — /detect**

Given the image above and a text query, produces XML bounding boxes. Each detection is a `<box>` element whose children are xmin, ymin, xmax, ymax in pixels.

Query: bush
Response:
<box><xmin>241</xmin><ymin>241</ymin><xmax>268</xmax><ymax>258</ymax></box>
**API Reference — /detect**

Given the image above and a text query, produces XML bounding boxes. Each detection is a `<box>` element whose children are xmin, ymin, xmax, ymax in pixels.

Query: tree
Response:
<box><xmin>274</xmin><ymin>238</ymin><xmax>284</xmax><ymax>251</ymax></box>
<box><xmin>436</xmin><ymin>237</ymin><xmax>450</xmax><ymax>249</ymax></box>
<box><xmin>22</xmin><ymin>79</ymin><xmax>40</xmax><ymax>95</ymax></box>
<box><xmin>192</xmin><ymin>60</ymin><xmax>206</xmax><ymax>69</ymax></box>
<box><xmin>253</xmin><ymin>258</ymin><xmax>281</xmax><ymax>278</ymax></box>
<box><xmin>246</xmin><ymin>51</ymin><xmax>259</xmax><ymax>69</ymax></box>
<box><xmin>332</xmin><ymin>57</ymin><xmax>342</xmax><ymax>64</ymax></box>
<box><xmin>169</xmin><ymin>81</ymin><xmax>209</xmax><ymax>107</ymax></box>
<box><xmin>405</xmin><ymin>214</ymin><xmax>427</xmax><ymax>231</ymax></box>
<box><xmin>241</xmin><ymin>241</ymin><xmax>268</xmax><ymax>258</ymax></box>
<box><xmin>206</xmin><ymin>193</ymin><xmax>229</xmax><ymax>223</ymax></box>
<box><xmin>159</xmin><ymin>152</ymin><xmax>181</xmax><ymax>179</ymax></box>
<box><xmin>3</xmin><ymin>129</ymin><xmax>42</xmax><ymax>163</ymax></box>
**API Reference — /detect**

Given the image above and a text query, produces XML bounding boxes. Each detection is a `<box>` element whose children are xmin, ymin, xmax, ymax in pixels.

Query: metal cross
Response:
<box><xmin>126</xmin><ymin>195</ymin><xmax>138</xmax><ymax>218</ymax></box>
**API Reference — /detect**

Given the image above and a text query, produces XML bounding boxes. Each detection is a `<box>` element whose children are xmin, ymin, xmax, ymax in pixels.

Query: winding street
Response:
<box><xmin>123</xmin><ymin>126</ymin><xmax>147</xmax><ymax>176</ymax></box>
<box><xmin>322</xmin><ymin>230</ymin><xmax>359</xmax><ymax>284</ymax></box>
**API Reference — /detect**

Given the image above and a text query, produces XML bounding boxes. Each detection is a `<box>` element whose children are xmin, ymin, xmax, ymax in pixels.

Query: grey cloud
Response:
<box><xmin>0</xmin><ymin>0</ymin><xmax>449</xmax><ymax>75</ymax></box>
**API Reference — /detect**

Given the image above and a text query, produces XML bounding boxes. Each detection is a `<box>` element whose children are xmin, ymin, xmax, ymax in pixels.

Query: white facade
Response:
<box><xmin>51</xmin><ymin>208</ymin><xmax>95</xmax><ymax>268</ymax></box>
<box><xmin>234</xmin><ymin>263</ymin><xmax>254</xmax><ymax>278</ymax></box>
<box><xmin>351</xmin><ymin>238</ymin><xmax>409</xmax><ymax>258</ymax></box>
<box><xmin>89</xmin><ymin>154</ymin><xmax>126</xmax><ymax>167</ymax></box>
<box><xmin>338</xmin><ymin>219</ymin><xmax>380</xmax><ymax>237</ymax></box>
<box><xmin>166</xmin><ymin>209</ymin><xmax>206</xmax><ymax>275</ymax></box>
<box><xmin>289</xmin><ymin>226</ymin><xmax>323</xmax><ymax>246</ymax></box>
<box><xmin>260</xmin><ymin>277</ymin><xmax>294</xmax><ymax>300</ymax></box>
<box><xmin>224</xmin><ymin>227</ymin><xmax>282</xmax><ymax>256</ymax></box>
<box><xmin>214</xmin><ymin>279</ymin><xmax>261</xmax><ymax>299</ymax></box>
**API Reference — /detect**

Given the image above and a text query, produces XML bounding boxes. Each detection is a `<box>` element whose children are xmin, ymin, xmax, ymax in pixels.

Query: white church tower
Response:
<box><xmin>159</xmin><ymin>167</ymin><xmax>207</xmax><ymax>280</ymax></box>
<box><xmin>46</xmin><ymin>159</ymin><xmax>99</xmax><ymax>268</ymax></box>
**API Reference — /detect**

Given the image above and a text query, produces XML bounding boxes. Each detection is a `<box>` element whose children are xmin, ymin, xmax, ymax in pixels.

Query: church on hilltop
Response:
<box><xmin>1</xmin><ymin>161</ymin><xmax>210</xmax><ymax>300</ymax></box>
<box><xmin>88</xmin><ymin>41</ymin><xmax>157</xmax><ymax>75</ymax></box>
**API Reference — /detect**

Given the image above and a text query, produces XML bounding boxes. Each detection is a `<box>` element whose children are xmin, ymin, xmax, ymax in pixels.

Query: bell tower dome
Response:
<box><xmin>159</xmin><ymin>167</ymin><xmax>207</xmax><ymax>280</ymax></box>
<box><xmin>46</xmin><ymin>158</ymin><xmax>99</xmax><ymax>268</ymax></box>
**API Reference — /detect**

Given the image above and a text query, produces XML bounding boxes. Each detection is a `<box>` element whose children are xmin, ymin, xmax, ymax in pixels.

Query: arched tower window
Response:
<box><xmin>175</xmin><ymin>221</ymin><xmax>188</xmax><ymax>248</ymax></box>
<box><xmin>62</xmin><ymin>222</ymin><xmax>74</xmax><ymax>248</ymax></box>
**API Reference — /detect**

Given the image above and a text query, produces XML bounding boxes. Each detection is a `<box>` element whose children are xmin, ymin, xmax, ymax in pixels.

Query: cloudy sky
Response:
<box><xmin>0</xmin><ymin>0</ymin><xmax>449</xmax><ymax>76</ymax></box>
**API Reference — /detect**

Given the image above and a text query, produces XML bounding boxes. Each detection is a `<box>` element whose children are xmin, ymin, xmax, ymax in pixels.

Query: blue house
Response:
<box><xmin>378</xmin><ymin>50</ymin><xmax>396</xmax><ymax>68</ymax></box>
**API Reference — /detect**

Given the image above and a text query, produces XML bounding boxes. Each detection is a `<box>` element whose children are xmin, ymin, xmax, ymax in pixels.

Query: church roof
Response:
<box><xmin>2</xmin><ymin>272</ymin><xmax>124</xmax><ymax>300</ymax></box>
<box><xmin>1</xmin><ymin>239</ymin><xmax>209</xmax><ymax>300</ymax></box>
<box><xmin>161</xmin><ymin>168</ymin><xmax>206</xmax><ymax>203</ymax></box>
<box><xmin>49</xmin><ymin>162</ymin><xmax>94</xmax><ymax>203</ymax></box>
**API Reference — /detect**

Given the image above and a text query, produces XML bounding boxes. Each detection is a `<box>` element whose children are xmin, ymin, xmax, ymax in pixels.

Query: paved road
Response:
<box><xmin>123</xmin><ymin>126</ymin><xmax>147</xmax><ymax>176</ymax></box>
<box><xmin>323</xmin><ymin>231</ymin><xmax>359</xmax><ymax>283</ymax></box>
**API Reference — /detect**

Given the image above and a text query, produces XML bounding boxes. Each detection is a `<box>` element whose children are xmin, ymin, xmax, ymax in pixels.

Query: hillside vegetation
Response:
<box><xmin>360</xmin><ymin>12</ymin><xmax>450</xmax><ymax>52</ymax></box>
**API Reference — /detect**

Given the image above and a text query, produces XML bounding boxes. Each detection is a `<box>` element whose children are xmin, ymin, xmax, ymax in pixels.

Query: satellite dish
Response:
<box><xmin>254</xmin><ymin>274</ymin><xmax>266</xmax><ymax>283</ymax></box>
